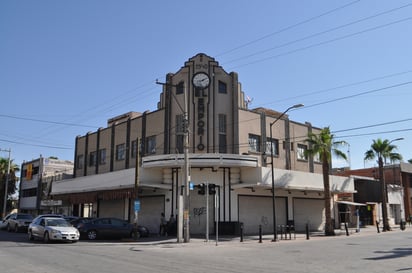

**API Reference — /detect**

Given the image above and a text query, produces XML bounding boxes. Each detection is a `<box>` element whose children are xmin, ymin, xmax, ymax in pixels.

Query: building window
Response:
<box><xmin>265</xmin><ymin>138</ymin><xmax>279</xmax><ymax>156</ymax></box>
<box><xmin>146</xmin><ymin>136</ymin><xmax>156</xmax><ymax>154</ymax></box>
<box><xmin>176</xmin><ymin>115</ymin><xmax>184</xmax><ymax>153</ymax></box>
<box><xmin>22</xmin><ymin>188</ymin><xmax>37</xmax><ymax>197</ymax></box>
<box><xmin>219</xmin><ymin>114</ymin><xmax>227</xmax><ymax>153</ymax></box>
<box><xmin>297</xmin><ymin>144</ymin><xmax>308</xmax><ymax>161</ymax></box>
<box><xmin>218</xmin><ymin>81</ymin><xmax>227</xmax><ymax>94</ymax></box>
<box><xmin>98</xmin><ymin>149</ymin><xmax>106</xmax><ymax>165</ymax></box>
<box><xmin>76</xmin><ymin>155</ymin><xmax>84</xmax><ymax>169</ymax></box>
<box><xmin>116</xmin><ymin>144</ymin><xmax>126</xmax><ymax>161</ymax></box>
<box><xmin>131</xmin><ymin>140</ymin><xmax>137</xmax><ymax>158</ymax></box>
<box><xmin>313</xmin><ymin>152</ymin><xmax>321</xmax><ymax>163</ymax></box>
<box><xmin>89</xmin><ymin>151</ymin><xmax>97</xmax><ymax>167</ymax></box>
<box><xmin>248</xmin><ymin>134</ymin><xmax>260</xmax><ymax>152</ymax></box>
<box><xmin>176</xmin><ymin>81</ymin><xmax>184</xmax><ymax>94</ymax></box>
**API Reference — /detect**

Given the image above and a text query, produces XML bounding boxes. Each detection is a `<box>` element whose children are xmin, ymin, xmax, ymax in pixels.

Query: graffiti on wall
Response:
<box><xmin>193</xmin><ymin>206</ymin><xmax>207</xmax><ymax>224</ymax></box>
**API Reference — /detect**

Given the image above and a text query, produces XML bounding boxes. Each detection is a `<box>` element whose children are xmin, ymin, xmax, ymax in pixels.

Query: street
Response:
<box><xmin>0</xmin><ymin>227</ymin><xmax>411</xmax><ymax>273</ymax></box>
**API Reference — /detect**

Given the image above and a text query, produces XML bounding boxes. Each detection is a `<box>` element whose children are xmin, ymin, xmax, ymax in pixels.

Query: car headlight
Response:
<box><xmin>50</xmin><ymin>229</ymin><xmax>62</xmax><ymax>235</ymax></box>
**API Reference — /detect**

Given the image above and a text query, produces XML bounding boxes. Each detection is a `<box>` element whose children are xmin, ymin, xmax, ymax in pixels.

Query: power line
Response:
<box><xmin>0</xmin><ymin>138</ymin><xmax>72</xmax><ymax>150</ymax></box>
<box><xmin>301</xmin><ymin>81</ymin><xmax>412</xmax><ymax>109</ymax></box>
<box><xmin>229</xmin><ymin>16</ymin><xmax>412</xmax><ymax>70</ymax></box>
<box><xmin>333</xmin><ymin>118</ymin><xmax>412</xmax><ymax>133</ymax></box>
<box><xmin>257</xmin><ymin>69</ymin><xmax>412</xmax><ymax>108</ymax></box>
<box><xmin>335</xmin><ymin>128</ymin><xmax>412</xmax><ymax>139</ymax></box>
<box><xmin>215</xmin><ymin>0</ymin><xmax>361</xmax><ymax>57</ymax></box>
<box><xmin>224</xmin><ymin>3</ymin><xmax>412</xmax><ymax>65</ymax></box>
<box><xmin>0</xmin><ymin>114</ymin><xmax>97</xmax><ymax>128</ymax></box>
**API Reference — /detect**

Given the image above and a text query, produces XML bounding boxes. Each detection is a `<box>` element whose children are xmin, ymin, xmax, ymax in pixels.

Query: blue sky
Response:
<box><xmin>1</xmin><ymin>0</ymin><xmax>411</xmax><ymax>171</ymax></box>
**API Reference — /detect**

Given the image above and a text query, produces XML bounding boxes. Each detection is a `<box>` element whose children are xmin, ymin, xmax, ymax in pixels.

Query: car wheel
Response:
<box><xmin>87</xmin><ymin>230</ymin><xmax>97</xmax><ymax>240</ymax></box>
<box><xmin>131</xmin><ymin>231</ymin><xmax>140</xmax><ymax>239</ymax></box>
<box><xmin>43</xmin><ymin>232</ymin><xmax>50</xmax><ymax>243</ymax></box>
<box><xmin>28</xmin><ymin>230</ymin><xmax>34</xmax><ymax>241</ymax></box>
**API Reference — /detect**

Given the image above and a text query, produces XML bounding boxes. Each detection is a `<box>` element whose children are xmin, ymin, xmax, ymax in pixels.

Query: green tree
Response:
<box><xmin>0</xmin><ymin>157</ymin><xmax>19</xmax><ymax>215</ymax></box>
<box><xmin>364</xmin><ymin>138</ymin><xmax>402</xmax><ymax>231</ymax></box>
<box><xmin>306</xmin><ymin>127</ymin><xmax>347</xmax><ymax>236</ymax></box>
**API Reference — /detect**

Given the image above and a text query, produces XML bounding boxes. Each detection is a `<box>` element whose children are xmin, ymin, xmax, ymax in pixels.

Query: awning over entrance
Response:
<box><xmin>336</xmin><ymin>200</ymin><xmax>367</xmax><ymax>206</ymax></box>
<box><xmin>51</xmin><ymin>168</ymin><xmax>171</xmax><ymax>195</ymax></box>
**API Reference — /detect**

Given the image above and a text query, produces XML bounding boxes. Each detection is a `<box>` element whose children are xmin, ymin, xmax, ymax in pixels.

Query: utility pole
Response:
<box><xmin>156</xmin><ymin>80</ymin><xmax>190</xmax><ymax>243</ymax></box>
<box><xmin>134</xmin><ymin>138</ymin><xmax>140</xmax><ymax>240</ymax></box>
<box><xmin>1</xmin><ymin>148</ymin><xmax>11</xmax><ymax>218</ymax></box>
<box><xmin>183</xmin><ymin>82</ymin><xmax>190</xmax><ymax>243</ymax></box>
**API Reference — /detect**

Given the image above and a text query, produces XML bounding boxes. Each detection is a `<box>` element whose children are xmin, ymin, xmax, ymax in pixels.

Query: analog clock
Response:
<box><xmin>192</xmin><ymin>72</ymin><xmax>210</xmax><ymax>89</ymax></box>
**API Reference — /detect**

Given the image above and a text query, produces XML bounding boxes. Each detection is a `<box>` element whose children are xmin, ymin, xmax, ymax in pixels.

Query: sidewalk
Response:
<box><xmin>127</xmin><ymin>224</ymin><xmax>410</xmax><ymax>246</ymax></box>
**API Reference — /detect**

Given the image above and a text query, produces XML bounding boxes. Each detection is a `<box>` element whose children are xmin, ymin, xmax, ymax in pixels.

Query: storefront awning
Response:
<box><xmin>336</xmin><ymin>200</ymin><xmax>367</xmax><ymax>206</ymax></box>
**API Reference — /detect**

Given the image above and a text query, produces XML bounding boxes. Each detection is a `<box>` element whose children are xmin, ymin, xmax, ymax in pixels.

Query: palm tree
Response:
<box><xmin>364</xmin><ymin>138</ymin><xmax>402</xmax><ymax>231</ymax></box>
<box><xmin>306</xmin><ymin>127</ymin><xmax>347</xmax><ymax>236</ymax></box>
<box><xmin>0</xmin><ymin>157</ymin><xmax>19</xmax><ymax>215</ymax></box>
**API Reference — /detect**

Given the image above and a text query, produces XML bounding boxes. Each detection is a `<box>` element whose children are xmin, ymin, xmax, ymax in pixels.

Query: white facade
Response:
<box><xmin>19</xmin><ymin>157</ymin><xmax>73</xmax><ymax>215</ymax></box>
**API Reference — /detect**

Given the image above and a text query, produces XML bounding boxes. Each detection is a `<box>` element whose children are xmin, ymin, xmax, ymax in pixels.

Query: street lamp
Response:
<box><xmin>270</xmin><ymin>104</ymin><xmax>303</xmax><ymax>242</ymax></box>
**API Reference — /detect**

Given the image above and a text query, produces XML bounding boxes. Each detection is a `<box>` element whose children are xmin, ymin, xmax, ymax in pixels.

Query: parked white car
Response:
<box><xmin>0</xmin><ymin>213</ymin><xmax>13</xmax><ymax>230</ymax></box>
<box><xmin>28</xmin><ymin>217</ymin><xmax>80</xmax><ymax>243</ymax></box>
<box><xmin>7</xmin><ymin>213</ymin><xmax>33</xmax><ymax>232</ymax></box>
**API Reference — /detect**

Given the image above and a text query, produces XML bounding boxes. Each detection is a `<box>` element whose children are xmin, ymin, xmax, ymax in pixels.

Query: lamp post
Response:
<box><xmin>1</xmin><ymin>148</ymin><xmax>11</xmax><ymax>218</ymax></box>
<box><xmin>380</xmin><ymin>137</ymin><xmax>403</xmax><ymax>231</ymax></box>
<box><xmin>270</xmin><ymin>104</ymin><xmax>303</xmax><ymax>242</ymax></box>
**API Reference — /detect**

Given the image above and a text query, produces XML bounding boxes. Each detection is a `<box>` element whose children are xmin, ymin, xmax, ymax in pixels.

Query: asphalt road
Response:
<box><xmin>0</xmin><ymin>227</ymin><xmax>411</xmax><ymax>273</ymax></box>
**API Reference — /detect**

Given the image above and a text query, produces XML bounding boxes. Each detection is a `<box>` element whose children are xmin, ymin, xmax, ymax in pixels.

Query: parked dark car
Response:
<box><xmin>77</xmin><ymin>217</ymin><xmax>149</xmax><ymax>240</ymax></box>
<box><xmin>67</xmin><ymin>217</ymin><xmax>94</xmax><ymax>228</ymax></box>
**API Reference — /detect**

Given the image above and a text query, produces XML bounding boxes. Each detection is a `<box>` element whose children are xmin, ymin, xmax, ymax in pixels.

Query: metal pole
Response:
<box><xmin>155</xmin><ymin>80</ymin><xmax>188</xmax><ymax>243</ymax></box>
<box><xmin>270</xmin><ymin>124</ymin><xmax>277</xmax><ymax>242</ymax></box>
<box><xmin>1</xmin><ymin>148</ymin><xmax>11</xmax><ymax>218</ymax></box>
<box><xmin>183</xmin><ymin>82</ymin><xmax>190</xmax><ymax>243</ymax></box>
<box><xmin>215</xmin><ymin>191</ymin><xmax>219</xmax><ymax>246</ymax></box>
<box><xmin>134</xmin><ymin>138</ymin><xmax>140</xmax><ymax>240</ymax></box>
<box><xmin>269</xmin><ymin>104</ymin><xmax>303</xmax><ymax>242</ymax></box>
<box><xmin>206</xmin><ymin>181</ymin><xmax>209</xmax><ymax>242</ymax></box>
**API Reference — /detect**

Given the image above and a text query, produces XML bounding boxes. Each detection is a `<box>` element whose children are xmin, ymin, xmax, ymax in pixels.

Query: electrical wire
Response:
<box><xmin>215</xmin><ymin>0</ymin><xmax>361</xmax><ymax>57</ymax></box>
<box><xmin>229</xmin><ymin>16</ymin><xmax>412</xmax><ymax>70</ymax></box>
<box><xmin>223</xmin><ymin>3</ymin><xmax>412</xmax><ymax>65</ymax></box>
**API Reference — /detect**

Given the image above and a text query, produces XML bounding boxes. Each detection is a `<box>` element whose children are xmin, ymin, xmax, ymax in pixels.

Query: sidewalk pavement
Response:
<box><xmin>126</xmin><ymin>224</ymin><xmax>411</xmax><ymax>246</ymax></box>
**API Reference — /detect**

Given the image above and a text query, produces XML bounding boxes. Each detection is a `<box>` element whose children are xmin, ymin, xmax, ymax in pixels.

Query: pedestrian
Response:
<box><xmin>159</xmin><ymin>213</ymin><xmax>167</xmax><ymax>236</ymax></box>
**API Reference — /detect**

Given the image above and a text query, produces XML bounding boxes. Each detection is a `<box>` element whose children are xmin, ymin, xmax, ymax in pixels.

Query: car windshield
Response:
<box><xmin>45</xmin><ymin>219</ymin><xmax>71</xmax><ymax>227</ymax></box>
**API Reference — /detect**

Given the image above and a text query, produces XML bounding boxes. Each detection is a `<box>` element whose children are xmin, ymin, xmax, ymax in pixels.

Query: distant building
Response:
<box><xmin>334</xmin><ymin>162</ymin><xmax>412</xmax><ymax>226</ymax></box>
<box><xmin>51</xmin><ymin>53</ymin><xmax>354</xmax><ymax>234</ymax></box>
<box><xmin>19</xmin><ymin>156</ymin><xmax>73</xmax><ymax>215</ymax></box>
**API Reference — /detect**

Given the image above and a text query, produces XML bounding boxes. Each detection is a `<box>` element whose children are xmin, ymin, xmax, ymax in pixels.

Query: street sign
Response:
<box><xmin>189</xmin><ymin>182</ymin><xmax>194</xmax><ymax>190</ymax></box>
<box><xmin>134</xmin><ymin>199</ymin><xmax>140</xmax><ymax>212</ymax></box>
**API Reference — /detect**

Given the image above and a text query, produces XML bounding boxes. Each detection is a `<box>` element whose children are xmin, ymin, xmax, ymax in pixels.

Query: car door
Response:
<box><xmin>32</xmin><ymin>219</ymin><xmax>46</xmax><ymax>238</ymax></box>
<box><xmin>109</xmin><ymin>218</ymin><xmax>130</xmax><ymax>238</ymax></box>
<box><xmin>94</xmin><ymin>218</ymin><xmax>111</xmax><ymax>238</ymax></box>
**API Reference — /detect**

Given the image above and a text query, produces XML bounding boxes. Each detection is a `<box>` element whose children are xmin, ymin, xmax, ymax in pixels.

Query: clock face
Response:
<box><xmin>192</xmin><ymin>72</ymin><xmax>210</xmax><ymax>89</ymax></box>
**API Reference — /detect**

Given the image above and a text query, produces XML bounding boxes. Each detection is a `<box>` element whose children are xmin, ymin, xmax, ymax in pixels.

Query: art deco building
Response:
<box><xmin>52</xmin><ymin>53</ymin><xmax>353</xmax><ymax>235</ymax></box>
